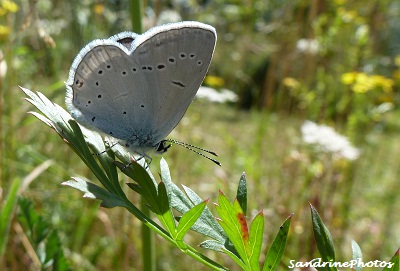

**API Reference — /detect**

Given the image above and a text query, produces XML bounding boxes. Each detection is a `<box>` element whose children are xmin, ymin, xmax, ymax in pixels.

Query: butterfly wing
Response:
<box><xmin>66</xmin><ymin>32</ymin><xmax>151</xmax><ymax>141</ymax></box>
<box><xmin>130</xmin><ymin>22</ymin><xmax>217</xmax><ymax>143</ymax></box>
<box><xmin>66</xmin><ymin>22</ymin><xmax>216</xmax><ymax>149</ymax></box>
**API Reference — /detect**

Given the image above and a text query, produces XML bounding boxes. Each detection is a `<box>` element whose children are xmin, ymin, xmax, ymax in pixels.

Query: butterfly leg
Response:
<box><xmin>122</xmin><ymin>153</ymin><xmax>151</xmax><ymax>170</ymax></box>
<box><xmin>91</xmin><ymin>140</ymin><xmax>119</xmax><ymax>156</ymax></box>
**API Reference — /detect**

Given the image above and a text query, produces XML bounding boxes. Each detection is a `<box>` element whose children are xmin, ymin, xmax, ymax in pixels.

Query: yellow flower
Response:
<box><xmin>0</xmin><ymin>25</ymin><xmax>10</xmax><ymax>40</ymax></box>
<box><xmin>371</xmin><ymin>75</ymin><xmax>393</xmax><ymax>93</ymax></box>
<box><xmin>341</xmin><ymin>72</ymin><xmax>357</xmax><ymax>85</ymax></box>
<box><xmin>1</xmin><ymin>0</ymin><xmax>19</xmax><ymax>13</ymax></box>
<box><xmin>93</xmin><ymin>3</ymin><xmax>104</xmax><ymax>15</ymax></box>
<box><xmin>342</xmin><ymin>72</ymin><xmax>393</xmax><ymax>93</ymax></box>
<box><xmin>204</xmin><ymin>75</ymin><xmax>225</xmax><ymax>88</ymax></box>
<box><xmin>283</xmin><ymin>77</ymin><xmax>300</xmax><ymax>89</ymax></box>
<box><xmin>352</xmin><ymin>83</ymin><xmax>368</xmax><ymax>93</ymax></box>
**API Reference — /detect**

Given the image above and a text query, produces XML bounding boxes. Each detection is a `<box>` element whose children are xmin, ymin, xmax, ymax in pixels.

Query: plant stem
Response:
<box><xmin>130</xmin><ymin>0</ymin><xmax>143</xmax><ymax>34</ymax></box>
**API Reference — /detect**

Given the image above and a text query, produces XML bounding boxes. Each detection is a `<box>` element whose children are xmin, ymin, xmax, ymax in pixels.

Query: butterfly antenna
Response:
<box><xmin>166</xmin><ymin>139</ymin><xmax>221</xmax><ymax>166</ymax></box>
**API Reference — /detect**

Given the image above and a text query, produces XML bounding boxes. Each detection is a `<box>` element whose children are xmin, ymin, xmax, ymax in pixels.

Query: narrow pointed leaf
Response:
<box><xmin>237</xmin><ymin>172</ymin><xmax>247</xmax><ymax>216</ymax></box>
<box><xmin>156</xmin><ymin>182</ymin><xmax>176</xmax><ymax>235</ymax></box>
<box><xmin>62</xmin><ymin>177</ymin><xmax>125</xmax><ymax>208</ymax></box>
<box><xmin>215</xmin><ymin>191</ymin><xmax>249</xmax><ymax>265</ymax></box>
<box><xmin>28</xmin><ymin>111</ymin><xmax>53</xmax><ymax>127</ymax></box>
<box><xmin>116</xmin><ymin>161</ymin><xmax>159</xmax><ymax>212</ymax></box>
<box><xmin>351</xmin><ymin>240</ymin><xmax>363</xmax><ymax>271</ymax></box>
<box><xmin>249</xmin><ymin>211</ymin><xmax>264</xmax><ymax>271</ymax></box>
<box><xmin>182</xmin><ymin>185</ymin><xmax>227</xmax><ymax>242</ymax></box>
<box><xmin>199</xmin><ymin>240</ymin><xmax>225</xmax><ymax>251</ymax></box>
<box><xmin>160</xmin><ymin>159</ymin><xmax>226</xmax><ymax>243</ymax></box>
<box><xmin>310</xmin><ymin>204</ymin><xmax>337</xmax><ymax>271</ymax></box>
<box><xmin>83</xmin><ymin>128</ymin><xmax>119</xmax><ymax>186</ymax></box>
<box><xmin>22</xmin><ymin>87</ymin><xmax>119</xmax><ymax>194</ymax></box>
<box><xmin>0</xmin><ymin>179</ymin><xmax>21</xmax><ymax>257</ymax></box>
<box><xmin>263</xmin><ymin>214</ymin><xmax>292</xmax><ymax>271</ymax></box>
<box><xmin>176</xmin><ymin>199</ymin><xmax>208</xmax><ymax>241</ymax></box>
<box><xmin>126</xmin><ymin>183</ymin><xmax>142</xmax><ymax>194</ymax></box>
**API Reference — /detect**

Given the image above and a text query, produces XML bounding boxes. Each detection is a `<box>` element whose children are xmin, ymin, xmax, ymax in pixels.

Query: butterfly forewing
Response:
<box><xmin>132</xmin><ymin>25</ymin><xmax>216</xmax><ymax>142</ymax></box>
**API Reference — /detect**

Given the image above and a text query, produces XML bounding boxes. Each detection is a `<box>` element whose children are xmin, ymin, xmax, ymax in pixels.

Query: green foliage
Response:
<box><xmin>21</xmin><ymin>87</ymin><xmax>291</xmax><ymax>270</ymax></box>
<box><xmin>310</xmin><ymin>204</ymin><xmax>399</xmax><ymax>271</ymax></box>
<box><xmin>0</xmin><ymin>178</ymin><xmax>20</xmax><ymax>259</ymax></box>
<box><xmin>1</xmin><ymin>1</ymin><xmax>399</xmax><ymax>270</ymax></box>
<box><xmin>310</xmin><ymin>204</ymin><xmax>337</xmax><ymax>271</ymax></box>
<box><xmin>17</xmin><ymin>197</ymin><xmax>71</xmax><ymax>271</ymax></box>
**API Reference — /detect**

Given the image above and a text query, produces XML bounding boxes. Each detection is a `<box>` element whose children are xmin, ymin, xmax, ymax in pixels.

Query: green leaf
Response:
<box><xmin>351</xmin><ymin>240</ymin><xmax>363</xmax><ymax>271</ymax></box>
<box><xmin>117</xmin><ymin>161</ymin><xmax>159</xmax><ymax>212</ymax></box>
<box><xmin>310</xmin><ymin>204</ymin><xmax>337</xmax><ymax>271</ymax></box>
<box><xmin>0</xmin><ymin>178</ymin><xmax>21</xmax><ymax>257</ymax></box>
<box><xmin>67</xmin><ymin>120</ymin><xmax>116</xmax><ymax>192</ymax></box>
<box><xmin>221</xmin><ymin>246</ymin><xmax>248</xmax><ymax>270</ymax></box>
<box><xmin>17</xmin><ymin>198</ymin><xmax>71</xmax><ymax>270</ymax></box>
<box><xmin>160</xmin><ymin>159</ymin><xmax>226</xmax><ymax>243</ymax></box>
<box><xmin>21</xmin><ymin>87</ymin><xmax>117</xmax><ymax>193</ymax></box>
<box><xmin>182</xmin><ymin>185</ymin><xmax>227</xmax><ymax>242</ymax></box>
<box><xmin>156</xmin><ymin>182</ymin><xmax>176</xmax><ymax>234</ymax></box>
<box><xmin>263</xmin><ymin>214</ymin><xmax>292</xmax><ymax>271</ymax></box>
<box><xmin>176</xmin><ymin>199</ymin><xmax>208</xmax><ymax>242</ymax></box>
<box><xmin>237</xmin><ymin>172</ymin><xmax>247</xmax><ymax>216</ymax></box>
<box><xmin>249</xmin><ymin>211</ymin><xmax>264</xmax><ymax>271</ymax></box>
<box><xmin>199</xmin><ymin>240</ymin><xmax>225</xmax><ymax>251</ymax></box>
<box><xmin>126</xmin><ymin>182</ymin><xmax>142</xmax><ymax>194</ymax></box>
<box><xmin>62</xmin><ymin>177</ymin><xmax>125</xmax><ymax>208</ymax></box>
<box><xmin>160</xmin><ymin>159</ymin><xmax>198</xmax><ymax>215</ymax></box>
<box><xmin>44</xmin><ymin>231</ymin><xmax>71</xmax><ymax>271</ymax></box>
<box><xmin>18</xmin><ymin>198</ymin><xmax>49</xmax><ymax>247</ymax></box>
<box><xmin>383</xmin><ymin>248</ymin><xmax>399</xmax><ymax>271</ymax></box>
<box><xmin>215</xmin><ymin>191</ymin><xmax>249</xmax><ymax>266</ymax></box>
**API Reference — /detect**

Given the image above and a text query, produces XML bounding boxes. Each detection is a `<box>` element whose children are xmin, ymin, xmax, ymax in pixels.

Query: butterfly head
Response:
<box><xmin>156</xmin><ymin>140</ymin><xmax>172</xmax><ymax>154</ymax></box>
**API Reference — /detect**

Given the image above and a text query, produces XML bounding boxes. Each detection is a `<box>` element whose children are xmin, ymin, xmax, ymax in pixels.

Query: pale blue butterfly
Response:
<box><xmin>65</xmin><ymin>21</ymin><xmax>220</xmax><ymax>165</ymax></box>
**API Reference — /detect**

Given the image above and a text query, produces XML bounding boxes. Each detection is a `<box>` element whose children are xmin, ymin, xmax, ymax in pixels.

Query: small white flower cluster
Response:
<box><xmin>301</xmin><ymin>121</ymin><xmax>360</xmax><ymax>160</ymax></box>
<box><xmin>296</xmin><ymin>39</ymin><xmax>320</xmax><ymax>54</ymax></box>
<box><xmin>196</xmin><ymin>86</ymin><xmax>238</xmax><ymax>103</ymax></box>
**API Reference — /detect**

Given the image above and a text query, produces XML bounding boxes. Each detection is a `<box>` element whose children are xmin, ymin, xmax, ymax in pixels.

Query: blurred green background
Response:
<box><xmin>1</xmin><ymin>0</ymin><xmax>399</xmax><ymax>270</ymax></box>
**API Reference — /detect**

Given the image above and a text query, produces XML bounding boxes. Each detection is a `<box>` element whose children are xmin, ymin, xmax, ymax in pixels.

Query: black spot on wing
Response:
<box><xmin>172</xmin><ymin>80</ymin><xmax>185</xmax><ymax>88</ymax></box>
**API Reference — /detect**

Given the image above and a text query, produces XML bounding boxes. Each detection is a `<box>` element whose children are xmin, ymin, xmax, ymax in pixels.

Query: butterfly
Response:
<box><xmin>65</xmin><ymin>21</ymin><xmax>220</xmax><ymax>165</ymax></box>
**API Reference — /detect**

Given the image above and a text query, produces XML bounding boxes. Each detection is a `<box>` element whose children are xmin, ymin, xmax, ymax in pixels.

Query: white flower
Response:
<box><xmin>296</xmin><ymin>39</ymin><xmax>320</xmax><ymax>54</ymax></box>
<box><xmin>0</xmin><ymin>50</ymin><xmax>6</xmax><ymax>79</ymax></box>
<box><xmin>196</xmin><ymin>86</ymin><xmax>238</xmax><ymax>103</ymax></box>
<box><xmin>301</xmin><ymin>121</ymin><xmax>360</xmax><ymax>160</ymax></box>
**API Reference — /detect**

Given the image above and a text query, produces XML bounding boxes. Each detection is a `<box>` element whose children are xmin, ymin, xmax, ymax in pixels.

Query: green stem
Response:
<box><xmin>185</xmin><ymin>247</ymin><xmax>230</xmax><ymax>271</ymax></box>
<box><xmin>123</xmin><ymin>200</ymin><xmax>173</xmax><ymax>242</ymax></box>
<box><xmin>128</xmin><ymin>1</ymin><xmax>149</xmax><ymax>269</ymax></box>
<box><xmin>141</xmin><ymin>201</ymin><xmax>155</xmax><ymax>271</ymax></box>
<box><xmin>130</xmin><ymin>0</ymin><xmax>143</xmax><ymax>34</ymax></box>
<box><xmin>123</xmin><ymin>200</ymin><xmax>228</xmax><ymax>270</ymax></box>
